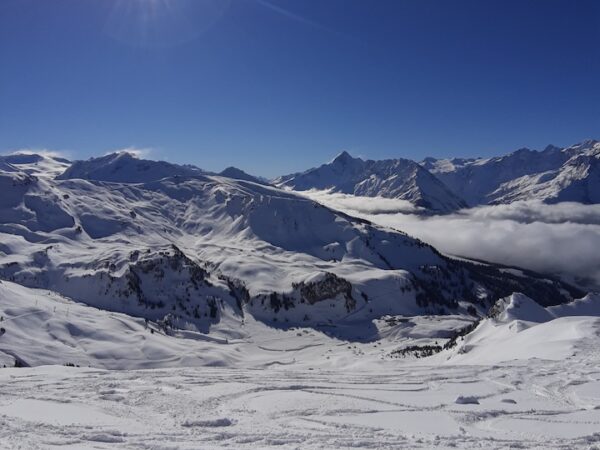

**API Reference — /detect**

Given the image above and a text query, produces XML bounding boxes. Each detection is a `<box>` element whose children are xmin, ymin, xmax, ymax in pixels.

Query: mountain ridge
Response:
<box><xmin>275</xmin><ymin>151</ymin><xmax>468</xmax><ymax>213</ymax></box>
<box><xmin>422</xmin><ymin>139</ymin><xmax>600</xmax><ymax>206</ymax></box>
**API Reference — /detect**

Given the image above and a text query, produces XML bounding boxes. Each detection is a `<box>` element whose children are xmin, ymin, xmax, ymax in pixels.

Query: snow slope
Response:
<box><xmin>0</xmin><ymin>152</ymin><xmax>70</xmax><ymax>178</ymax></box>
<box><xmin>0</xmin><ymin>279</ymin><xmax>475</xmax><ymax>369</ymax></box>
<box><xmin>1</xmin><ymin>287</ymin><xmax>600</xmax><ymax>448</ymax></box>
<box><xmin>436</xmin><ymin>292</ymin><xmax>600</xmax><ymax>365</ymax></box>
<box><xmin>0</xmin><ymin>279</ymin><xmax>235</xmax><ymax>369</ymax></box>
<box><xmin>275</xmin><ymin>151</ymin><xmax>467</xmax><ymax>213</ymax></box>
<box><xmin>2</xmin><ymin>356</ymin><xmax>600</xmax><ymax>449</ymax></box>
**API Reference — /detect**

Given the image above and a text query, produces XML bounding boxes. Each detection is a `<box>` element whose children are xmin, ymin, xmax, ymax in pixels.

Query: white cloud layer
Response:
<box><xmin>302</xmin><ymin>191</ymin><xmax>600</xmax><ymax>290</ymax></box>
<box><xmin>304</xmin><ymin>190</ymin><xmax>423</xmax><ymax>214</ymax></box>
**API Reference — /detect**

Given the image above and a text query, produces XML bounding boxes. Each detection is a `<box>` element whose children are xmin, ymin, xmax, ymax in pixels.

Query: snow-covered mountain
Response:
<box><xmin>422</xmin><ymin>139</ymin><xmax>600</xmax><ymax>206</ymax></box>
<box><xmin>219</xmin><ymin>166</ymin><xmax>267</xmax><ymax>185</ymax></box>
<box><xmin>0</xmin><ymin>152</ymin><xmax>71</xmax><ymax>178</ymax></box>
<box><xmin>2</xmin><ymin>152</ymin><xmax>599</xmax><ymax>448</ymax></box>
<box><xmin>0</xmin><ymin>153</ymin><xmax>581</xmax><ymax>338</ymax></box>
<box><xmin>57</xmin><ymin>151</ymin><xmax>204</xmax><ymax>183</ymax></box>
<box><xmin>275</xmin><ymin>151</ymin><xmax>467</xmax><ymax>213</ymax></box>
<box><xmin>436</xmin><ymin>292</ymin><xmax>600</xmax><ymax>365</ymax></box>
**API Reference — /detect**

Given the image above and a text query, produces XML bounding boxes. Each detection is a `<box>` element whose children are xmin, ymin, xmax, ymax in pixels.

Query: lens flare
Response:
<box><xmin>105</xmin><ymin>0</ymin><xmax>231</xmax><ymax>48</ymax></box>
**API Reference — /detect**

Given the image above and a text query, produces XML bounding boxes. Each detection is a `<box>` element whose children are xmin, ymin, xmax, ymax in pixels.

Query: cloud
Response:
<box><xmin>302</xmin><ymin>191</ymin><xmax>600</xmax><ymax>290</ymax></box>
<box><xmin>464</xmin><ymin>201</ymin><xmax>600</xmax><ymax>225</ymax></box>
<box><xmin>304</xmin><ymin>190</ymin><xmax>422</xmax><ymax>214</ymax></box>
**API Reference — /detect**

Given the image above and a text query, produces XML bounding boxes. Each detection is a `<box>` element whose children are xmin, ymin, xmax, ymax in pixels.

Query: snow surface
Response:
<box><xmin>2</xmin><ymin>284</ymin><xmax>600</xmax><ymax>448</ymax></box>
<box><xmin>0</xmin><ymin>279</ymin><xmax>476</xmax><ymax>369</ymax></box>
<box><xmin>431</xmin><ymin>293</ymin><xmax>600</xmax><ymax>365</ymax></box>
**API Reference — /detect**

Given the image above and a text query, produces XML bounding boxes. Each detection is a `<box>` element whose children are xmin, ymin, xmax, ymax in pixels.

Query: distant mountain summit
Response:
<box><xmin>219</xmin><ymin>166</ymin><xmax>267</xmax><ymax>185</ymax></box>
<box><xmin>275</xmin><ymin>151</ymin><xmax>467</xmax><ymax>213</ymax></box>
<box><xmin>423</xmin><ymin>140</ymin><xmax>600</xmax><ymax>206</ymax></box>
<box><xmin>57</xmin><ymin>152</ymin><xmax>204</xmax><ymax>183</ymax></box>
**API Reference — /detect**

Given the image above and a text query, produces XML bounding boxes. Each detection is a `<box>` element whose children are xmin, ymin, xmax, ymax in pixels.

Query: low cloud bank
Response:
<box><xmin>304</xmin><ymin>190</ymin><xmax>422</xmax><ymax>214</ymax></box>
<box><xmin>303</xmin><ymin>191</ymin><xmax>600</xmax><ymax>290</ymax></box>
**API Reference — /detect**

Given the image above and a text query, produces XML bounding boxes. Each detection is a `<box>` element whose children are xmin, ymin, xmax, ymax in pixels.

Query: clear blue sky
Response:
<box><xmin>1</xmin><ymin>0</ymin><xmax>599</xmax><ymax>177</ymax></box>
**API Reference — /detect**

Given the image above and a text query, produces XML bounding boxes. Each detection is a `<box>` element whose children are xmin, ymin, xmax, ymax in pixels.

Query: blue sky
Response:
<box><xmin>1</xmin><ymin>0</ymin><xmax>599</xmax><ymax>177</ymax></box>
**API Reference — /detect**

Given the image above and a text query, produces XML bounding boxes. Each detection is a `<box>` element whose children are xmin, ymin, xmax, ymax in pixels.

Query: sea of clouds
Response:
<box><xmin>303</xmin><ymin>190</ymin><xmax>600</xmax><ymax>290</ymax></box>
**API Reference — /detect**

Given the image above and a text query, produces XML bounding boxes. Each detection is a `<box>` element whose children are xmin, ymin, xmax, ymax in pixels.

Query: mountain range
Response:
<box><xmin>274</xmin><ymin>151</ymin><xmax>467</xmax><ymax>213</ymax></box>
<box><xmin>0</xmin><ymin>150</ymin><xmax>584</xmax><ymax>345</ymax></box>
<box><xmin>277</xmin><ymin>139</ymin><xmax>600</xmax><ymax>212</ymax></box>
<box><xmin>422</xmin><ymin>139</ymin><xmax>600</xmax><ymax>206</ymax></box>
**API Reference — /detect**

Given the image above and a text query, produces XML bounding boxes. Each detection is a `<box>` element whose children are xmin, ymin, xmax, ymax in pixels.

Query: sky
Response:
<box><xmin>1</xmin><ymin>0</ymin><xmax>599</xmax><ymax>177</ymax></box>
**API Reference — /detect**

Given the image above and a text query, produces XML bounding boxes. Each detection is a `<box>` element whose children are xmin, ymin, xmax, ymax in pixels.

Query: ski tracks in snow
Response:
<box><xmin>1</xmin><ymin>360</ymin><xmax>600</xmax><ymax>449</ymax></box>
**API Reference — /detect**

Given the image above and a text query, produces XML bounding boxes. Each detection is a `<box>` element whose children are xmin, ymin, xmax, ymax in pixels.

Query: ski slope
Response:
<box><xmin>1</xmin><ymin>344</ymin><xmax>600</xmax><ymax>449</ymax></box>
<box><xmin>1</xmin><ymin>283</ymin><xmax>600</xmax><ymax>448</ymax></box>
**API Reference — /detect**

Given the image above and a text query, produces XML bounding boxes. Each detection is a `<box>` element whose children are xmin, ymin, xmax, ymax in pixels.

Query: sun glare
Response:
<box><xmin>105</xmin><ymin>0</ymin><xmax>231</xmax><ymax>48</ymax></box>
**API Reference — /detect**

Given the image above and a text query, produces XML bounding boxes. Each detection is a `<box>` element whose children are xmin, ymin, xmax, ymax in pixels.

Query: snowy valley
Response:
<box><xmin>1</xmin><ymin>148</ymin><xmax>599</xmax><ymax>449</ymax></box>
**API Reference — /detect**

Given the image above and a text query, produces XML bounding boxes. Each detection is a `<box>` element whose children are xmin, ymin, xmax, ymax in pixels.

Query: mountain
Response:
<box><xmin>0</xmin><ymin>152</ymin><xmax>71</xmax><ymax>178</ymax></box>
<box><xmin>219</xmin><ymin>166</ymin><xmax>267</xmax><ymax>185</ymax></box>
<box><xmin>275</xmin><ymin>151</ymin><xmax>467</xmax><ymax>213</ymax></box>
<box><xmin>488</xmin><ymin>141</ymin><xmax>600</xmax><ymax>204</ymax></box>
<box><xmin>422</xmin><ymin>140</ymin><xmax>600</xmax><ymax>206</ymax></box>
<box><xmin>0</xmin><ymin>153</ymin><xmax>581</xmax><ymax>338</ymax></box>
<box><xmin>57</xmin><ymin>152</ymin><xmax>204</xmax><ymax>183</ymax></box>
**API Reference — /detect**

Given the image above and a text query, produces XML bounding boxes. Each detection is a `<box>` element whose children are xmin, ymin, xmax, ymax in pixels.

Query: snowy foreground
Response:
<box><xmin>1</xmin><ymin>282</ymin><xmax>600</xmax><ymax>449</ymax></box>
<box><xmin>1</xmin><ymin>356</ymin><xmax>600</xmax><ymax>449</ymax></box>
<box><xmin>1</xmin><ymin>152</ymin><xmax>600</xmax><ymax>448</ymax></box>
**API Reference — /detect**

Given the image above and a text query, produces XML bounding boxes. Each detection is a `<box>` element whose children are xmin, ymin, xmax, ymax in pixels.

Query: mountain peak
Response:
<box><xmin>57</xmin><ymin>153</ymin><xmax>204</xmax><ymax>183</ymax></box>
<box><xmin>110</xmin><ymin>150</ymin><xmax>138</xmax><ymax>160</ymax></box>
<box><xmin>331</xmin><ymin>151</ymin><xmax>355</xmax><ymax>164</ymax></box>
<box><xmin>275</xmin><ymin>151</ymin><xmax>466</xmax><ymax>212</ymax></box>
<box><xmin>488</xmin><ymin>293</ymin><xmax>554</xmax><ymax>323</ymax></box>
<box><xmin>543</xmin><ymin>144</ymin><xmax>562</xmax><ymax>153</ymax></box>
<box><xmin>219</xmin><ymin>166</ymin><xmax>266</xmax><ymax>184</ymax></box>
